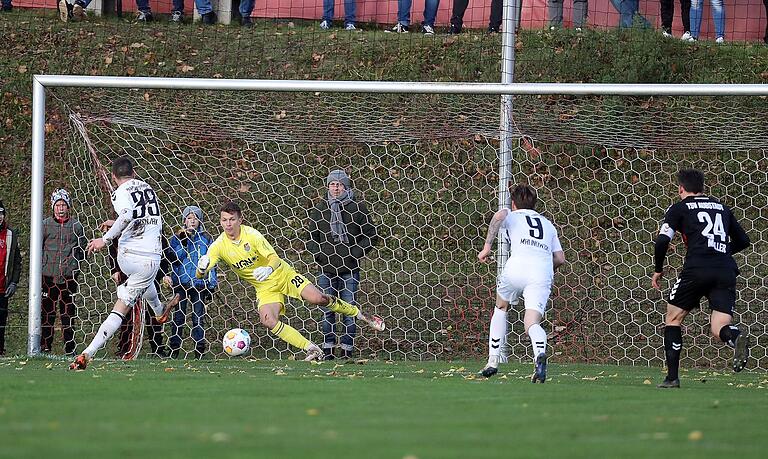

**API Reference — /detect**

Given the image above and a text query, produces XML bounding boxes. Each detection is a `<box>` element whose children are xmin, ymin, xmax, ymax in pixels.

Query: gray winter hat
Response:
<box><xmin>182</xmin><ymin>205</ymin><xmax>203</xmax><ymax>223</ymax></box>
<box><xmin>327</xmin><ymin>169</ymin><xmax>351</xmax><ymax>189</ymax></box>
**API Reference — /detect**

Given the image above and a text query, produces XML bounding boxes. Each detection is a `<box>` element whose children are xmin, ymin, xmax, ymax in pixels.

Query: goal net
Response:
<box><xmin>36</xmin><ymin>80</ymin><xmax>768</xmax><ymax>370</ymax></box>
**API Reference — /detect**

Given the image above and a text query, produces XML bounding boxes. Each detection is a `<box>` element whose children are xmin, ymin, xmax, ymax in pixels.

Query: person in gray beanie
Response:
<box><xmin>41</xmin><ymin>189</ymin><xmax>87</xmax><ymax>355</ymax></box>
<box><xmin>307</xmin><ymin>170</ymin><xmax>379</xmax><ymax>360</ymax></box>
<box><xmin>168</xmin><ymin>205</ymin><xmax>217</xmax><ymax>359</ymax></box>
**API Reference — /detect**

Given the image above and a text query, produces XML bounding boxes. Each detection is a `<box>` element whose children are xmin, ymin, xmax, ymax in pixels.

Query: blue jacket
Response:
<box><xmin>170</xmin><ymin>229</ymin><xmax>217</xmax><ymax>290</ymax></box>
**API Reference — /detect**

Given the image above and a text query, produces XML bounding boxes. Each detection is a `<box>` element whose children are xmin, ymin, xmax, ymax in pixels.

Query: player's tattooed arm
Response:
<box><xmin>484</xmin><ymin>209</ymin><xmax>508</xmax><ymax>246</ymax></box>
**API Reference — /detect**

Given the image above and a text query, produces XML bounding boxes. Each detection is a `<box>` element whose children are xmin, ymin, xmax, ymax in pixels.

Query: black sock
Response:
<box><xmin>719</xmin><ymin>325</ymin><xmax>740</xmax><ymax>348</ymax></box>
<box><xmin>664</xmin><ymin>326</ymin><xmax>682</xmax><ymax>381</ymax></box>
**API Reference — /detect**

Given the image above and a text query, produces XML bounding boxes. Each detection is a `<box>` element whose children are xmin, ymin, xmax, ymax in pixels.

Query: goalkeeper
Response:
<box><xmin>197</xmin><ymin>201</ymin><xmax>385</xmax><ymax>361</ymax></box>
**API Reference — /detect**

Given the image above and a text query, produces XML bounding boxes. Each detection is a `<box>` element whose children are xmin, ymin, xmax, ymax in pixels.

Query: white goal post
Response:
<box><xmin>30</xmin><ymin>76</ymin><xmax>768</xmax><ymax>368</ymax></box>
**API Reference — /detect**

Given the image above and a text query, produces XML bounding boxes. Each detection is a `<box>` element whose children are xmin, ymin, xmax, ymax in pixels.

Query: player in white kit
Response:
<box><xmin>477</xmin><ymin>184</ymin><xmax>565</xmax><ymax>383</ymax></box>
<box><xmin>70</xmin><ymin>157</ymin><xmax>174</xmax><ymax>370</ymax></box>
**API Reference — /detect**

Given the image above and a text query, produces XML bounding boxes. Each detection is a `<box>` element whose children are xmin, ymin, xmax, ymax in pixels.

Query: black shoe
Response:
<box><xmin>136</xmin><ymin>10</ymin><xmax>153</xmax><ymax>22</ymax></box>
<box><xmin>201</xmin><ymin>11</ymin><xmax>216</xmax><ymax>25</ymax></box>
<box><xmin>322</xmin><ymin>348</ymin><xmax>335</xmax><ymax>361</ymax></box>
<box><xmin>657</xmin><ymin>378</ymin><xmax>680</xmax><ymax>389</ymax></box>
<box><xmin>480</xmin><ymin>365</ymin><xmax>498</xmax><ymax>378</ymax></box>
<box><xmin>170</xmin><ymin>349</ymin><xmax>180</xmax><ymax>359</ymax></box>
<box><xmin>341</xmin><ymin>349</ymin><xmax>353</xmax><ymax>360</ymax></box>
<box><xmin>241</xmin><ymin>16</ymin><xmax>253</xmax><ymax>27</ymax></box>
<box><xmin>170</xmin><ymin>10</ymin><xmax>183</xmax><ymax>23</ymax></box>
<box><xmin>195</xmin><ymin>348</ymin><xmax>205</xmax><ymax>359</ymax></box>
<box><xmin>487</xmin><ymin>26</ymin><xmax>500</xmax><ymax>34</ymax></box>
<box><xmin>733</xmin><ymin>331</ymin><xmax>750</xmax><ymax>372</ymax></box>
<box><xmin>448</xmin><ymin>23</ymin><xmax>462</xmax><ymax>34</ymax></box>
<box><xmin>155</xmin><ymin>346</ymin><xmax>171</xmax><ymax>358</ymax></box>
<box><xmin>1</xmin><ymin>4</ymin><xmax>12</xmax><ymax>11</ymax></box>
<box><xmin>531</xmin><ymin>353</ymin><xmax>548</xmax><ymax>383</ymax></box>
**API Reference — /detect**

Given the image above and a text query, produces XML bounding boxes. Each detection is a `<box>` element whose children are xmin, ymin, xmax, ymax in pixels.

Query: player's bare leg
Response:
<box><xmin>259</xmin><ymin>302</ymin><xmax>322</xmax><ymax>361</ymax></box>
<box><xmin>658</xmin><ymin>304</ymin><xmax>687</xmax><ymax>388</ymax></box>
<box><xmin>70</xmin><ymin>299</ymin><xmax>131</xmax><ymax>370</ymax></box>
<box><xmin>525</xmin><ymin>309</ymin><xmax>548</xmax><ymax>383</ymax></box>
<box><xmin>480</xmin><ymin>296</ymin><xmax>509</xmax><ymax>378</ymax></box>
<box><xmin>301</xmin><ymin>283</ymin><xmax>385</xmax><ymax>331</ymax></box>
<box><xmin>710</xmin><ymin>311</ymin><xmax>750</xmax><ymax>373</ymax></box>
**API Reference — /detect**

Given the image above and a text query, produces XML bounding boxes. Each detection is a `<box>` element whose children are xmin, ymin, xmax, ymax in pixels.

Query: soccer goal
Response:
<box><xmin>30</xmin><ymin>76</ymin><xmax>768</xmax><ymax>369</ymax></box>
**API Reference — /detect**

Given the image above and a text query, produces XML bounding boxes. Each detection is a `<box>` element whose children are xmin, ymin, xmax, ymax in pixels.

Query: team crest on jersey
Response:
<box><xmin>244</xmin><ymin>243</ymin><xmax>251</xmax><ymax>252</ymax></box>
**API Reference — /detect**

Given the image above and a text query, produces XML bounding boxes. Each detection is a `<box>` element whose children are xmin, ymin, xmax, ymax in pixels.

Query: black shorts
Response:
<box><xmin>666</xmin><ymin>267</ymin><xmax>737</xmax><ymax>315</ymax></box>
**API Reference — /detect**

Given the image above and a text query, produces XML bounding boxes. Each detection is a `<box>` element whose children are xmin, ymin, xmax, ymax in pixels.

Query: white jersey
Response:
<box><xmin>103</xmin><ymin>179</ymin><xmax>163</xmax><ymax>259</ymax></box>
<box><xmin>501</xmin><ymin>209</ymin><xmax>562</xmax><ymax>277</ymax></box>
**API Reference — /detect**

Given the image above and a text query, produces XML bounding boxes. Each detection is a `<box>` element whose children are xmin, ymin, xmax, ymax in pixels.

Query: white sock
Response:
<box><xmin>83</xmin><ymin>311</ymin><xmax>124</xmax><ymax>357</ymax></box>
<box><xmin>528</xmin><ymin>323</ymin><xmax>547</xmax><ymax>360</ymax></box>
<box><xmin>487</xmin><ymin>307</ymin><xmax>508</xmax><ymax>367</ymax></box>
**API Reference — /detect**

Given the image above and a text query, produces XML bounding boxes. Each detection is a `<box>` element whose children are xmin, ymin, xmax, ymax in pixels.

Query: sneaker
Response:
<box><xmin>360</xmin><ymin>312</ymin><xmax>385</xmax><ymax>331</ymax></box>
<box><xmin>448</xmin><ymin>23</ymin><xmax>462</xmax><ymax>34</ymax></box>
<box><xmin>384</xmin><ymin>23</ymin><xmax>409</xmax><ymax>33</ymax></box>
<box><xmin>322</xmin><ymin>348</ymin><xmax>335</xmax><ymax>361</ymax></box>
<box><xmin>1</xmin><ymin>4</ymin><xmax>11</xmax><ymax>11</ymax></box>
<box><xmin>194</xmin><ymin>347</ymin><xmax>206</xmax><ymax>360</ymax></box>
<box><xmin>304</xmin><ymin>344</ymin><xmax>323</xmax><ymax>362</ymax></box>
<box><xmin>680</xmin><ymin>31</ymin><xmax>692</xmax><ymax>41</ymax></box>
<box><xmin>661</xmin><ymin>30</ymin><xmax>672</xmax><ymax>38</ymax></box>
<box><xmin>341</xmin><ymin>349</ymin><xmax>353</xmax><ymax>360</ymax></box>
<box><xmin>656</xmin><ymin>378</ymin><xmax>680</xmax><ymax>389</ymax></box>
<box><xmin>241</xmin><ymin>16</ymin><xmax>253</xmax><ymax>27</ymax></box>
<box><xmin>479</xmin><ymin>365</ymin><xmax>498</xmax><ymax>378</ymax></box>
<box><xmin>575</xmin><ymin>27</ymin><xmax>582</xmax><ymax>32</ymax></box>
<box><xmin>421</xmin><ymin>24</ymin><xmax>435</xmax><ymax>35</ymax></box>
<box><xmin>531</xmin><ymin>353</ymin><xmax>548</xmax><ymax>383</ymax></box>
<box><xmin>201</xmin><ymin>11</ymin><xmax>216</xmax><ymax>25</ymax></box>
<box><xmin>73</xmin><ymin>0</ymin><xmax>85</xmax><ymax>20</ymax></box>
<box><xmin>155</xmin><ymin>293</ymin><xmax>181</xmax><ymax>324</ymax></box>
<box><xmin>732</xmin><ymin>331</ymin><xmax>750</xmax><ymax>372</ymax></box>
<box><xmin>715</xmin><ymin>36</ymin><xmax>724</xmax><ymax>44</ymax></box>
<box><xmin>169</xmin><ymin>348</ymin><xmax>181</xmax><ymax>359</ymax></box>
<box><xmin>58</xmin><ymin>0</ymin><xmax>70</xmax><ymax>22</ymax></box>
<box><xmin>136</xmin><ymin>10</ymin><xmax>153</xmax><ymax>22</ymax></box>
<box><xmin>319</xmin><ymin>19</ymin><xmax>331</xmax><ymax>30</ymax></box>
<box><xmin>344</xmin><ymin>23</ymin><xmax>356</xmax><ymax>31</ymax></box>
<box><xmin>69</xmin><ymin>353</ymin><xmax>91</xmax><ymax>371</ymax></box>
<box><xmin>487</xmin><ymin>26</ymin><xmax>500</xmax><ymax>34</ymax></box>
<box><xmin>171</xmin><ymin>10</ymin><xmax>183</xmax><ymax>23</ymax></box>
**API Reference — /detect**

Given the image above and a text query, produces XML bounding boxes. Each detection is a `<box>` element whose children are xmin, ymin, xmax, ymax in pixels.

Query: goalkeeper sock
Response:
<box><xmin>83</xmin><ymin>311</ymin><xmax>124</xmax><ymax>356</ymax></box>
<box><xmin>527</xmin><ymin>323</ymin><xmax>547</xmax><ymax>359</ymax></box>
<box><xmin>718</xmin><ymin>325</ymin><xmax>740</xmax><ymax>348</ymax></box>
<box><xmin>487</xmin><ymin>307</ymin><xmax>508</xmax><ymax>367</ymax></box>
<box><xmin>270</xmin><ymin>322</ymin><xmax>311</xmax><ymax>351</ymax></box>
<box><xmin>326</xmin><ymin>296</ymin><xmax>360</xmax><ymax>318</ymax></box>
<box><xmin>664</xmin><ymin>325</ymin><xmax>682</xmax><ymax>381</ymax></box>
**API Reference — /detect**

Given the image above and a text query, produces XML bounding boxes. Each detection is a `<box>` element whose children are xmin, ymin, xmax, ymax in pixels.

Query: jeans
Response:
<box><xmin>169</xmin><ymin>286</ymin><xmax>209</xmax><ymax>351</ymax></box>
<box><xmin>41</xmin><ymin>277</ymin><xmax>77</xmax><ymax>355</ymax></box>
<box><xmin>0</xmin><ymin>296</ymin><xmax>7</xmax><ymax>355</ymax></box>
<box><xmin>609</xmin><ymin>0</ymin><xmax>650</xmax><ymax>27</ymax></box>
<box><xmin>397</xmin><ymin>0</ymin><xmax>440</xmax><ymax>27</ymax></box>
<box><xmin>194</xmin><ymin>0</ymin><xmax>213</xmax><ymax>15</ymax></box>
<box><xmin>690</xmin><ymin>0</ymin><xmax>724</xmax><ymax>39</ymax></box>
<box><xmin>323</xmin><ymin>0</ymin><xmax>356</xmax><ymax>25</ymax></box>
<box><xmin>239</xmin><ymin>0</ymin><xmax>254</xmax><ymax>17</ymax></box>
<box><xmin>660</xmin><ymin>0</ymin><xmax>691</xmax><ymax>33</ymax></box>
<box><xmin>548</xmin><ymin>0</ymin><xmax>588</xmax><ymax>28</ymax></box>
<box><xmin>317</xmin><ymin>271</ymin><xmax>359</xmax><ymax>350</ymax></box>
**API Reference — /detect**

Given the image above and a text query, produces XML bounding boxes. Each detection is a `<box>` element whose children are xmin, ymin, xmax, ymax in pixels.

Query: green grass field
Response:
<box><xmin>1</xmin><ymin>358</ymin><xmax>766</xmax><ymax>458</ymax></box>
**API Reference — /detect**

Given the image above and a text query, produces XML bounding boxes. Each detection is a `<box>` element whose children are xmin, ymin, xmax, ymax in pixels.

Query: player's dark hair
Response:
<box><xmin>511</xmin><ymin>184</ymin><xmax>538</xmax><ymax>210</ymax></box>
<box><xmin>220</xmin><ymin>201</ymin><xmax>242</xmax><ymax>218</ymax></box>
<box><xmin>111</xmin><ymin>156</ymin><xmax>135</xmax><ymax>179</ymax></box>
<box><xmin>677</xmin><ymin>169</ymin><xmax>705</xmax><ymax>194</ymax></box>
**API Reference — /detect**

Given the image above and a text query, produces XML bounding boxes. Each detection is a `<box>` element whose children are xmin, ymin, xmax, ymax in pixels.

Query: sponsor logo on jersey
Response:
<box><xmin>232</xmin><ymin>255</ymin><xmax>259</xmax><ymax>270</ymax></box>
<box><xmin>244</xmin><ymin>243</ymin><xmax>251</xmax><ymax>252</ymax></box>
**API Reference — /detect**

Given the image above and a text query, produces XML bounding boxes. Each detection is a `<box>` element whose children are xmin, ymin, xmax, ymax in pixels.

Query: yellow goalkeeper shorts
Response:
<box><xmin>255</xmin><ymin>263</ymin><xmax>309</xmax><ymax>312</ymax></box>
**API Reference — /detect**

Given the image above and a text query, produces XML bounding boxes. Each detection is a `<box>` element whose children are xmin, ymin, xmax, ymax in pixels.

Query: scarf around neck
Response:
<box><xmin>328</xmin><ymin>189</ymin><xmax>354</xmax><ymax>243</ymax></box>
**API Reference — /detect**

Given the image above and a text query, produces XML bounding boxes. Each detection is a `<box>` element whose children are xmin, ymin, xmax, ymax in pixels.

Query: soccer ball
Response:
<box><xmin>222</xmin><ymin>328</ymin><xmax>251</xmax><ymax>357</ymax></box>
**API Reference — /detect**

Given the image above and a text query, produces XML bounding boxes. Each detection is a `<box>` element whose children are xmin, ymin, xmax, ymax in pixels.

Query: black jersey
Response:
<box><xmin>659</xmin><ymin>195</ymin><xmax>749</xmax><ymax>270</ymax></box>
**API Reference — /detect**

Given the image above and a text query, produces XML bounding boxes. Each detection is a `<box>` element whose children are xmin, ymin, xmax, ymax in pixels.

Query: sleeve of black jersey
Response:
<box><xmin>654</xmin><ymin>203</ymin><xmax>680</xmax><ymax>273</ymax></box>
<box><xmin>729</xmin><ymin>211</ymin><xmax>751</xmax><ymax>255</ymax></box>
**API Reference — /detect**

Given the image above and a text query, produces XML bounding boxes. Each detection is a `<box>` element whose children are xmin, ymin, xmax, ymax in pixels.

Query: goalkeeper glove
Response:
<box><xmin>196</xmin><ymin>255</ymin><xmax>210</xmax><ymax>278</ymax></box>
<box><xmin>252</xmin><ymin>266</ymin><xmax>273</xmax><ymax>282</ymax></box>
<box><xmin>5</xmin><ymin>283</ymin><xmax>17</xmax><ymax>298</ymax></box>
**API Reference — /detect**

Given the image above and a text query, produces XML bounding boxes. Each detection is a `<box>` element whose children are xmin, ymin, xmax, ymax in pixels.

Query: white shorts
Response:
<box><xmin>116</xmin><ymin>251</ymin><xmax>160</xmax><ymax>308</ymax></box>
<box><xmin>496</xmin><ymin>268</ymin><xmax>553</xmax><ymax>316</ymax></box>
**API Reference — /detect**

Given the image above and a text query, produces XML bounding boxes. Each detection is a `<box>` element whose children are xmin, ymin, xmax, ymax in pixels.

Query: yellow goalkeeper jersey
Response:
<box><xmin>206</xmin><ymin>225</ymin><xmax>284</xmax><ymax>289</ymax></box>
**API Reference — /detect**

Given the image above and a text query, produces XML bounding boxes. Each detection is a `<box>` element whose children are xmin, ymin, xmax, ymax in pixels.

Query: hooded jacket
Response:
<box><xmin>0</xmin><ymin>212</ymin><xmax>23</xmax><ymax>294</ymax></box>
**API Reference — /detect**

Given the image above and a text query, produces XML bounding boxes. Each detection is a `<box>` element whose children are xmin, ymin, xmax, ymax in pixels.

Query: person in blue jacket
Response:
<box><xmin>168</xmin><ymin>205</ymin><xmax>217</xmax><ymax>359</ymax></box>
